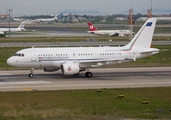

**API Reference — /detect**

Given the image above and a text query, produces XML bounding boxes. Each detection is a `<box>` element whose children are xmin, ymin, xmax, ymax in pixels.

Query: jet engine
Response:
<box><xmin>43</xmin><ymin>68</ymin><xmax>60</xmax><ymax>72</ymax></box>
<box><xmin>61</xmin><ymin>63</ymin><xmax>80</xmax><ymax>75</ymax></box>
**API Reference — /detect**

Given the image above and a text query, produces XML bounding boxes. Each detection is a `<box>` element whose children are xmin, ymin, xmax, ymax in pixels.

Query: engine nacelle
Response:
<box><xmin>43</xmin><ymin>68</ymin><xmax>60</xmax><ymax>72</ymax></box>
<box><xmin>61</xmin><ymin>63</ymin><xmax>80</xmax><ymax>75</ymax></box>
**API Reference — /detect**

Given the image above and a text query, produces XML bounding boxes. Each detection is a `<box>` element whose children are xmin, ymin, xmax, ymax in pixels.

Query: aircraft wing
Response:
<box><xmin>79</xmin><ymin>58</ymin><xmax>125</xmax><ymax>67</ymax></box>
<box><xmin>109</xmin><ymin>33</ymin><xmax>119</xmax><ymax>36</ymax></box>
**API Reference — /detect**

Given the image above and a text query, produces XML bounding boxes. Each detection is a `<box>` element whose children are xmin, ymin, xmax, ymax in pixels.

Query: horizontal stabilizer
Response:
<box><xmin>140</xmin><ymin>48</ymin><xmax>159</xmax><ymax>54</ymax></box>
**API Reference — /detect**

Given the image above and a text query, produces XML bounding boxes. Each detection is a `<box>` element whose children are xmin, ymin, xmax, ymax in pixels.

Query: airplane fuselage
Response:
<box><xmin>7</xmin><ymin>46</ymin><xmax>159</xmax><ymax>69</ymax></box>
<box><xmin>88</xmin><ymin>30</ymin><xmax>133</xmax><ymax>36</ymax></box>
<box><xmin>0</xmin><ymin>28</ymin><xmax>22</xmax><ymax>32</ymax></box>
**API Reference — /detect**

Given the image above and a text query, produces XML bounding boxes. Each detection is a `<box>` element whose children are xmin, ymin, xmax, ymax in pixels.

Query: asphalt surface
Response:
<box><xmin>7</xmin><ymin>31</ymin><xmax>171</xmax><ymax>38</ymax></box>
<box><xmin>0</xmin><ymin>41</ymin><xmax>171</xmax><ymax>47</ymax></box>
<box><xmin>0</xmin><ymin>67</ymin><xmax>171</xmax><ymax>91</ymax></box>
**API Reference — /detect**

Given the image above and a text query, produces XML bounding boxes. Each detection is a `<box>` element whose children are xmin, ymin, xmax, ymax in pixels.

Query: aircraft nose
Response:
<box><xmin>7</xmin><ymin>57</ymin><xmax>15</xmax><ymax>66</ymax></box>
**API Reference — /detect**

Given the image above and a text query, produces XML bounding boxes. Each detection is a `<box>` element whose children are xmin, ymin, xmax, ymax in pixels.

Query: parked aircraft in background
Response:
<box><xmin>87</xmin><ymin>22</ymin><xmax>134</xmax><ymax>37</ymax></box>
<box><xmin>0</xmin><ymin>21</ymin><xmax>25</xmax><ymax>37</ymax></box>
<box><xmin>10</xmin><ymin>16</ymin><xmax>25</xmax><ymax>22</ymax></box>
<box><xmin>7</xmin><ymin>18</ymin><xmax>159</xmax><ymax>78</ymax></box>
<box><xmin>33</xmin><ymin>16</ymin><xmax>57</xmax><ymax>23</ymax></box>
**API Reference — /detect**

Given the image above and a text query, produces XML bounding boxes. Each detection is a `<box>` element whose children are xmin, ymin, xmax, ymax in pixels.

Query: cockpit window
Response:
<box><xmin>13</xmin><ymin>53</ymin><xmax>25</xmax><ymax>57</ymax></box>
<box><xmin>14</xmin><ymin>53</ymin><xmax>18</xmax><ymax>56</ymax></box>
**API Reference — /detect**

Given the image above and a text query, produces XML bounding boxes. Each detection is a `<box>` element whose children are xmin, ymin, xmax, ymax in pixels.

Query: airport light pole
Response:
<box><xmin>151</xmin><ymin>0</ymin><xmax>153</xmax><ymax>16</ymax></box>
<box><xmin>8</xmin><ymin>9</ymin><xmax>11</xmax><ymax>38</ymax></box>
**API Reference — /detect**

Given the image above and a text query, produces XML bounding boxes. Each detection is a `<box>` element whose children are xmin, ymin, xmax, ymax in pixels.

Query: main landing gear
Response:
<box><xmin>85</xmin><ymin>72</ymin><xmax>93</xmax><ymax>78</ymax></box>
<box><xmin>29</xmin><ymin>68</ymin><xmax>34</xmax><ymax>78</ymax></box>
<box><xmin>85</xmin><ymin>68</ymin><xmax>93</xmax><ymax>78</ymax></box>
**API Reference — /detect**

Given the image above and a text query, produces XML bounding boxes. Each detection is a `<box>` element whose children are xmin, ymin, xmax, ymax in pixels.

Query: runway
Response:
<box><xmin>0</xmin><ymin>67</ymin><xmax>171</xmax><ymax>91</ymax></box>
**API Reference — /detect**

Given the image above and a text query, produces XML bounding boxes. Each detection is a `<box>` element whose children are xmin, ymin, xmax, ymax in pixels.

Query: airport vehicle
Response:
<box><xmin>0</xmin><ymin>21</ymin><xmax>25</xmax><ymax>35</ymax></box>
<box><xmin>7</xmin><ymin>18</ymin><xmax>159</xmax><ymax>78</ymax></box>
<box><xmin>87</xmin><ymin>22</ymin><xmax>134</xmax><ymax>37</ymax></box>
<box><xmin>33</xmin><ymin>16</ymin><xmax>57</xmax><ymax>23</ymax></box>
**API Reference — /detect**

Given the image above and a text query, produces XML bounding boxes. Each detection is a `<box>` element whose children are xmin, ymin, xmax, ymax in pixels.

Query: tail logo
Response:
<box><xmin>90</xmin><ymin>25</ymin><xmax>94</xmax><ymax>30</ymax></box>
<box><xmin>68</xmin><ymin>66</ymin><xmax>71</xmax><ymax>71</ymax></box>
<box><xmin>146</xmin><ymin>22</ymin><xmax>152</xmax><ymax>27</ymax></box>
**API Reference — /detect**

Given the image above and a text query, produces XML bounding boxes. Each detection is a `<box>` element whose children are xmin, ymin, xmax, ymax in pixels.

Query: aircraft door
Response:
<box><xmin>31</xmin><ymin>50</ymin><xmax>37</xmax><ymax>61</ymax></box>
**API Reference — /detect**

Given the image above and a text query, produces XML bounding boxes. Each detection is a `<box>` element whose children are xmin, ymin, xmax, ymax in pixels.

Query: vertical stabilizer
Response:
<box><xmin>18</xmin><ymin>21</ymin><xmax>25</xmax><ymax>29</ymax></box>
<box><xmin>124</xmin><ymin>18</ymin><xmax>156</xmax><ymax>50</ymax></box>
<box><xmin>88</xmin><ymin>22</ymin><xmax>97</xmax><ymax>31</ymax></box>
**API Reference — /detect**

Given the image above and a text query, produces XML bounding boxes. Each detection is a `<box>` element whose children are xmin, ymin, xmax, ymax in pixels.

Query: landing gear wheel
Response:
<box><xmin>29</xmin><ymin>68</ymin><xmax>34</xmax><ymax>78</ymax></box>
<box><xmin>85</xmin><ymin>72</ymin><xmax>93</xmax><ymax>78</ymax></box>
<box><xmin>29</xmin><ymin>74</ymin><xmax>34</xmax><ymax>78</ymax></box>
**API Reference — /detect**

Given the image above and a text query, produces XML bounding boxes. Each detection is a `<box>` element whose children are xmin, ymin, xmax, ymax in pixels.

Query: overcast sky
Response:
<box><xmin>0</xmin><ymin>0</ymin><xmax>170</xmax><ymax>16</ymax></box>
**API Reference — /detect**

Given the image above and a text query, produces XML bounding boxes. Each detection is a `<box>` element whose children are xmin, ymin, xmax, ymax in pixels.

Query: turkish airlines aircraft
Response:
<box><xmin>87</xmin><ymin>22</ymin><xmax>134</xmax><ymax>36</ymax></box>
<box><xmin>7</xmin><ymin>18</ymin><xmax>159</xmax><ymax>78</ymax></box>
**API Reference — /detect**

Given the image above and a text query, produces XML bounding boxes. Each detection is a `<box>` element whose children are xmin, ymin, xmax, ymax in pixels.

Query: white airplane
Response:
<box><xmin>87</xmin><ymin>22</ymin><xmax>134</xmax><ymax>37</ymax></box>
<box><xmin>33</xmin><ymin>16</ymin><xmax>57</xmax><ymax>23</ymax></box>
<box><xmin>10</xmin><ymin>16</ymin><xmax>25</xmax><ymax>22</ymax></box>
<box><xmin>0</xmin><ymin>21</ymin><xmax>25</xmax><ymax>35</ymax></box>
<box><xmin>0</xmin><ymin>31</ymin><xmax>5</xmax><ymax>37</ymax></box>
<box><xmin>7</xmin><ymin>18</ymin><xmax>159</xmax><ymax>78</ymax></box>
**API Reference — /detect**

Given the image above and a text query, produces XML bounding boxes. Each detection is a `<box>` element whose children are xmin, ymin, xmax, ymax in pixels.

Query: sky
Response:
<box><xmin>0</xmin><ymin>0</ymin><xmax>170</xmax><ymax>16</ymax></box>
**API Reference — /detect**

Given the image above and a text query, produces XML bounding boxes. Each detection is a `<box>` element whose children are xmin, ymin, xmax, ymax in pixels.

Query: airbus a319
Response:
<box><xmin>7</xmin><ymin>18</ymin><xmax>159</xmax><ymax>78</ymax></box>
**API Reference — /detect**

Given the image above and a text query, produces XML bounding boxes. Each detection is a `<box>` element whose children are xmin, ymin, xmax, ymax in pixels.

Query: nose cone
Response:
<box><xmin>7</xmin><ymin>57</ymin><xmax>16</xmax><ymax>67</ymax></box>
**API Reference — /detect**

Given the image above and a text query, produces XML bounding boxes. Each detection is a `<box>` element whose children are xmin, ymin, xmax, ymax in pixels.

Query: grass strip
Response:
<box><xmin>0</xmin><ymin>36</ymin><xmax>171</xmax><ymax>42</ymax></box>
<box><xmin>0</xmin><ymin>87</ymin><xmax>171</xmax><ymax>119</ymax></box>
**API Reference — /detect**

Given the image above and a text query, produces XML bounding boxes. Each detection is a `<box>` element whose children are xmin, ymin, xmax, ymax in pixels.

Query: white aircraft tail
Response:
<box><xmin>124</xmin><ymin>18</ymin><xmax>156</xmax><ymax>50</ymax></box>
<box><xmin>54</xmin><ymin>16</ymin><xmax>57</xmax><ymax>20</ymax></box>
<box><xmin>17</xmin><ymin>21</ymin><xmax>25</xmax><ymax>30</ymax></box>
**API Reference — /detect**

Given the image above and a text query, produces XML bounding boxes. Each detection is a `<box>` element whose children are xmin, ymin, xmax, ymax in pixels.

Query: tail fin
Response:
<box><xmin>18</xmin><ymin>21</ymin><xmax>25</xmax><ymax>30</ymax></box>
<box><xmin>88</xmin><ymin>22</ymin><xmax>97</xmax><ymax>31</ymax></box>
<box><xmin>54</xmin><ymin>16</ymin><xmax>57</xmax><ymax>20</ymax></box>
<box><xmin>10</xmin><ymin>16</ymin><xmax>14</xmax><ymax>21</ymax></box>
<box><xmin>124</xmin><ymin>18</ymin><xmax>157</xmax><ymax>50</ymax></box>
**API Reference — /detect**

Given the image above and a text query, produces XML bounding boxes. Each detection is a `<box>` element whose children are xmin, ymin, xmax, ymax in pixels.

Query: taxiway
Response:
<box><xmin>0</xmin><ymin>67</ymin><xmax>171</xmax><ymax>91</ymax></box>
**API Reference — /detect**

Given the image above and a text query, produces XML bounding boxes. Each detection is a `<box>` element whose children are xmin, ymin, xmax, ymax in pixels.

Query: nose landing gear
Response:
<box><xmin>29</xmin><ymin>68</ymin><xmax>34</xmax><ymax>78</ymax></box>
